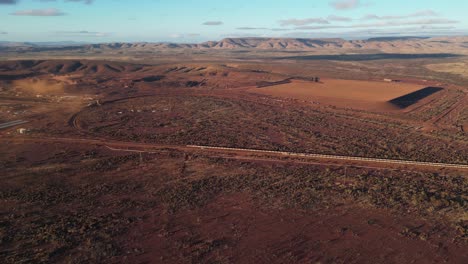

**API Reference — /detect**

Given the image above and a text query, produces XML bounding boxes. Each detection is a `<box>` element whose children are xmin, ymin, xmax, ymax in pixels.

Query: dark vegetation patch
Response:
<box><xmin>78</xmin><ymin>96</ymin><xmax>468</xmax><ymax>164</ymax></box>
<box><xmin>185</xmin><ymin>80</ymin><xmax>206</xmax><ymax>87</ymax></box>
<box><xmin>0</xmin><ymin>73</ymin><xmax>37</xmax><ymax>81</ymax></box>
<box><xmin>157</xmin><ymin>159</ymin><xmax>467</xmax><ymax>217</ymax></box>
<box><xmin>0</xmin><ymin>60</ymin><xmax>145</xmax><ymax>76</ymax></box>
<box><xmin>1</xmin><ymin>147</ymin><xmax>466</xmax><ymax>263</ymax></box>
<box><xmin>256</xmin><ymin>78</ymin><xmax>292</xmax><ymax>88</ymax></box>
<box><xmin>132</xmin><ymin>75</ymin><xmax>165</xmax><ymax>83</ymax></box>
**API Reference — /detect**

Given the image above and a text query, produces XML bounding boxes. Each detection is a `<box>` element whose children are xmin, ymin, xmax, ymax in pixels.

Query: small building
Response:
<box><xmin>17</xmin><ymin>128</ymin><xmax>28</xmax><ymax>134</ymax></box>
<box><xmin>384</xmin><ymin>78</ymin><xmax>402</xmax><ymax>83</ymax></box>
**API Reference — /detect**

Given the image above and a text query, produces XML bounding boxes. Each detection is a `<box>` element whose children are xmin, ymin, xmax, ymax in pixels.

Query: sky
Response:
<box><xmin>0</xmin><ymin>0</ymin><xmax>467</xmax><ymax>43</ymax></box>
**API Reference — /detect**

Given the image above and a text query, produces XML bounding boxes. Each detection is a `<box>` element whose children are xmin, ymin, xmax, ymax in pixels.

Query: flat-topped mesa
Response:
<box><xmin>198</xmin><ymin>37</ymin><xmax>348</xmax><ymax>49</ymax></box>
<box><xmin>2</xmin><ymin>36</ymin><xmax>468</xmax><ymax>53</ymax></box>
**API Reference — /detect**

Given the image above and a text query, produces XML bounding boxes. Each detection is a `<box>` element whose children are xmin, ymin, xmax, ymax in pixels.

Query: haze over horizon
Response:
<box><xmin>0</xmin><ymin>0</ymin><xmax>467</xmax><ymax>43</ymax></box>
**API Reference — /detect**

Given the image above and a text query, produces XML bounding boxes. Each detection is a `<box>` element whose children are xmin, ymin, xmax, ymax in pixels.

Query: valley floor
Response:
<box><xmin>0</xmin><ymin>58</ymin><xmax>467</xmax><ymax>263</ymax></box>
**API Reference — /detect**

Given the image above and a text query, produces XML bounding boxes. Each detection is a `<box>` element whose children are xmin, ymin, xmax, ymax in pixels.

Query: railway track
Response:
<box><xmin>186</xmin><ymin>145</ymin><xmax>468</xmax><ymax>170</ymax></box>
<box><xmin>0</xmin><ymin>120</ymin><xmax>29</xmax><ymax>130</ymax></box>
<box><xmin>2</xmin><ymin>136</ymin><xmax>467</xmax><ymax>171</ymax></box>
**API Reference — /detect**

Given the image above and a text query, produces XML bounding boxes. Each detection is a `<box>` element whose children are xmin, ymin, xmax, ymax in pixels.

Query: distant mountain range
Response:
<box><xmin>0</xmin><ymin>41</ymin><xmax>88</xmax><ymax>47</ymax></box>
<box><xmin>1</xmin><ymin>36</ymin><xmax>468</xmax><ymax>54</ymax></box>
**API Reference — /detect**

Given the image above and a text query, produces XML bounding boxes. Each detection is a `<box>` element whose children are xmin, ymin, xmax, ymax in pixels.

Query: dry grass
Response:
<box><xmin>13</xmin><ymin>79</ymin><xmax>65</xmax><ymax>95</ymax></box>
<box><xmin>426</xmin><ymin>62</ymin><xmax>468</xmax><ymax>78</ymax></box>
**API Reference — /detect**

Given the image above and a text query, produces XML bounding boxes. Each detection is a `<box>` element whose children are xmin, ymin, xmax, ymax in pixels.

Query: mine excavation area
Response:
<box><xmin>0</xmin><ymin>59</ymin><xmax>467</xmax><ymax>263</ymax></box>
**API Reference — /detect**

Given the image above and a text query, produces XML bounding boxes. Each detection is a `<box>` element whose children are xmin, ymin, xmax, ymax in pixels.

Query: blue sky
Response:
<box><xmin>0</xmin><ymin>0</ymin><xmax>467</xmax><ymax>43</ymax></box>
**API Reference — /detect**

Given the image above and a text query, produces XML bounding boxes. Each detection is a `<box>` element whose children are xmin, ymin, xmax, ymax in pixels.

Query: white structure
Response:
<box><xmin>384</xmin><ymin>78</ymin><xmax>401</xmax><ymax>83</ymax></box>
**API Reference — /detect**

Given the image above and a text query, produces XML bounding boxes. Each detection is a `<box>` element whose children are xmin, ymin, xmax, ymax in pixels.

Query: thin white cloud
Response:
<box><xmin>281</xmin><ymin>26</ymin><xmax>466</xmax><ymax>39</ymax></box>
<box><xmin>169</xmin><ymin>34</ymin><xmax>182</xmax><ymax>38</ymax></box>
<box><xmin>202</xmin><ymin>21</ymin><xmax>223</xmax><ymax>26</ymax></box>
<box><xmin>0</xmin><ymin>0</ymin><xmax>18</xmax><ymax>4</ymax></box>
<box><xmin>295</xmin><ymin>18</ymin><xmax>458</xmax><ymax>30</ymax></box>
<box><xmin>55</xmin><ymin>30</ymin><xmax>109</xmax><ymax>37</ymax></box>
<box><xmin>357</xmin><ymin>18</ymin><xmax>458</xmax><ymax>27</ymax></box>
<box><xmin>270</xmin><ymin>28</ymin><xmax>293</xmax><ymax>31</ymax></box>
<box><xmin>237</xmin><ymin>27</ymin><xmax>268</xmax><ymax>30</ymax></box>
<box><xmin>65</xmin><ymin>0</ymin><xmax>94</xmax><ymax>4</ymax></box>
<box><xmin>170</xmin><ymin>33</ymin><xmax>201</xmax><ymax>38</ymax></box>
<box><xmin>327</xmin><ymin>15</ymin><xmax>352</xmax><ymax>22</ymax></box>
<box><xmin>362</xmin><ymin>10</ymin><xmax>438</xmax><ymax>20</ymax></box>
<box><xmin>279</xmin><ymin>18</ymin><xmax>330</xmax><ymax>26</ymax></box>
<box><xmin>38</xmin><ymin>0</ymin><xmax>94</xmax><ymax>4</ymax></box>
<box><xmin>220</xmin><ymin>33</ymin><xmax>264</xmax><ymax>38</ymax></box>
<box><xmin>411</xmin><ymin>10</ymin><xmax>438</xmax><ymax>17</ymax></box>
<box><xmin>330</xmin><ymin>0</ymin><xmax>361</xmax><ymax>10</ymax></box>
<box><xmin>11</xmin><ymin>8</ymin><xmax>65</xmax><ymax>16</ymax></box>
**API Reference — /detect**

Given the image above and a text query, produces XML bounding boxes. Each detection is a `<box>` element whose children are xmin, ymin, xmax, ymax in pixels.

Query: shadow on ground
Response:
<box><xmin>279</xmin><ymin>53</ymin><xmax>461</xmax><ymax>61</ymax></box>
<box><xmin>389</xmin><ymin>87</ymin><xmax>444</xmax><ymax>108</ymax></box>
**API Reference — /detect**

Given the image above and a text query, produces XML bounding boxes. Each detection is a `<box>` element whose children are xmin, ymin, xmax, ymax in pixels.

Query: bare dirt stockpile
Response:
<box><xmin>0</xmin><ymin>59</ymin><xmax>467</xmax><ymax>263</ymax></box>
<box><xmin>251</xmin><ymin>79</ymin><xmax>429</xmax><ymax>111</ymax></box>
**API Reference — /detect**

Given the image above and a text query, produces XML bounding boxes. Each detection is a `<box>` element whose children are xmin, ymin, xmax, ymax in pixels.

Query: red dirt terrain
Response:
<box><xmin>0</xmin><ymin>59</ymin><xmax>467</xmax><ymax>263</ymax></box>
